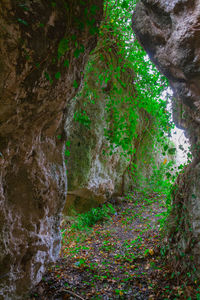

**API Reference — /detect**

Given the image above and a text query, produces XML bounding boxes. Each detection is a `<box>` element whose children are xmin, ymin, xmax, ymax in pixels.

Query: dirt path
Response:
<box><xmin>29</xmin><ymin>193</ymin><xmax>197</xmax><ymax>299</ymax></box>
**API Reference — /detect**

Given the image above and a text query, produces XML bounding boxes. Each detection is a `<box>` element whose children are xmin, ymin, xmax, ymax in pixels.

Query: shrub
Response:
<box><xmin>72</xmin><ymin>203</ymin><xmax>115</xmax><ymax>230</ymax></box>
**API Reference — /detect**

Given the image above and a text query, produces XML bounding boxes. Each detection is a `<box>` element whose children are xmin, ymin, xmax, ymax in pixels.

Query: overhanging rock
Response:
<box><xmin>0</xmin><ymin>0</ymin><xmax>103</xmax><ymax>298</ymax></box>
<box><xmin>132</xmin><ymin>0</ymin><xmax>200</xmax><ymax>276</ymax></box>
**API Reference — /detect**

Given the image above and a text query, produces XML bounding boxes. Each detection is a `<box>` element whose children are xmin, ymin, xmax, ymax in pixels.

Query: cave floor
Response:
<box><xmin>30</xmin><ymin>192</ymin><xmax>197</xmax><ymax>300</ymax></box>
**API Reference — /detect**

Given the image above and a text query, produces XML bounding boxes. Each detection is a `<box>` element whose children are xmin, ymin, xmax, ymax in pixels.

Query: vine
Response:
<box><xmin>71</xmin><ymin>0</ymin><xmax>174</xmax><ymax>192</ymax></box>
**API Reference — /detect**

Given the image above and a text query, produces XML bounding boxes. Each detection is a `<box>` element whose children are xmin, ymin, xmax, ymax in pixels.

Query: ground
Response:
<box><xmin>29</xmin><ymin>192</ymin><xmax>199</xmax><ymax>299</ymax></box>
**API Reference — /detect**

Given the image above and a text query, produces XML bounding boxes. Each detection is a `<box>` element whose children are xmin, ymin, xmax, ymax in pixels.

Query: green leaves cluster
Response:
<box><xmin>72</xmin><ymin>204</ymin><xmax>115</xmax><ymax>230</ymax></box>
<box><xmin>74</xmin><ymin>110</ymin><xmax>91</xmax><ymax>128</ymax></box>
<box><xmin>101</xmin><ymin>0</ymin><xmax>172</xmax><ymax>153</ymax></box>
<box><xmin>73</xmin><ymin>0</ymin><xmax>172</xmax><ymax>161</ymax></box>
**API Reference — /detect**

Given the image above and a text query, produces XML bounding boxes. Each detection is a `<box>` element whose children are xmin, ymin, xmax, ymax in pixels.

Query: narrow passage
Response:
<box><xmin>30</xmin><ymin>193</ymin><xmax>193</xmax><ymax>299</ymax></box>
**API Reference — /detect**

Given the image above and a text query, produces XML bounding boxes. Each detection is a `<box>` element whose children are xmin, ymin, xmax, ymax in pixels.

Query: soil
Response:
<box><xmin>29</xmin><ymin>192</ymin><xmax>199</xmax><ymax>299</ymax></box>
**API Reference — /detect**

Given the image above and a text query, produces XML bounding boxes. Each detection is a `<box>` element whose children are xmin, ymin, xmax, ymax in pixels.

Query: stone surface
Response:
<box><xmin>63</xmin><ymin>189</ymin><xmax>106</xmax><ymax>215</ymax></box>
<box><xmin>132</xmin><ymin>0</ymin><xmax>200</xmax><ymax>275</ymax></box>
<box><xmin>0</xmin><ymin>0</ymin><xmax>103</xmax><ymax>298</ymax></box>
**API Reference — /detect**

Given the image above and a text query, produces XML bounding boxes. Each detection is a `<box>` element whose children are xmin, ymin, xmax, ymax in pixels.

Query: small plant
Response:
<box><xmin>72</xmin><ymin>203</ymin><xmax>115</xmax><ymax>230</ymax></box>
<box><xmin>74</xmin><ymin>110</ymin><xmax>91</xmax><ymax>128</ymax></box>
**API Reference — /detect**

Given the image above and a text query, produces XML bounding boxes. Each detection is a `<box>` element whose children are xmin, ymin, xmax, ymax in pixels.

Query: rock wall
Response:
<box><xmin>0</xmin><ymin>0</ymin><xmax>103</xmax><ymax>298</ymax></box>
<box><xmin>63</xmin><ymin>38</ymin><xmax>162</xmax><ymax>215</ymax></box>
<box><xmin>132</xmin><ymin>0</ymin><xmax>200</xmax><ymax>276</ymax></box>
<box><xmin>64</xmin><ymin>72</ymin><xmax>132</xmax><ymax>214</ymax></box>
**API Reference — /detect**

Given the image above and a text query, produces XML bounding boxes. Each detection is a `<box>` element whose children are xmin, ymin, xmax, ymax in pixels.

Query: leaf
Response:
<box><xmin>44</xmin><ymin>72</ymin><xmax>51</xmax><ymax>82</ymax></box>
<box><xmin>165</xmin><ymin>172</ymin><xmax>171</xmax><ymax>179</ymax></box>
<box><xmin>168</xmin><ymin>147</ymin><xmax>176</xmax><ymax>155</ymax></box>
<box><xmin>58</xmin><ymin>38</ymin><xmax>69</xmax><ymax>59</ymax></box>
<box><xmin>65</xmin><ymin>149</ymin><xmax>70</xmax><ymax>157</ymax></box>
<box><xmin>55</xmin><ymin>72</ymin><xmax>61</xmax><ymax>80</ymax></box>
<box><xmin>17</xmin><ymin>18</ymin><xmax>28</xmax><ymax>26</ymax></box>
<box><xmin>163</xmin><ymin>158</ymin><xmax>167</xmax><ymax>165</ymax></box>
<box><xmin>149</xmin><ymin>248</ymin><xmax>154</xmax><ymax>255</ymax></box>
<box><xmin>73</xmin><ymin>80</ymin><xmax>79</xmax><ymax>89</ymax></box>
<box><xmin>74</xmin><ymin>258</ymin><xmax>85</xmax><ymax>267</ymax></box>
<box><xmin>164</xmin><ymin>144</ymin><xmax>168</xmax><ymax>151</ymax></box>
<box><xmin>73</xmin><ymin>48</ymin><xmax>79</xmax><ymax>58</ymax></box>
<box><xmin>121</xmin><ymin>0</ymin><xmax>129</xmax><ymax>9</ymax></box>
<box><xmin>64</xmin><ymin>59</ymin><xmax>69</xmax><ymax>67</ymax></box>
<box><xmin>71</xmin><ymin>34</ymin><xmax>77</xmax><ymax>41</ymax></box>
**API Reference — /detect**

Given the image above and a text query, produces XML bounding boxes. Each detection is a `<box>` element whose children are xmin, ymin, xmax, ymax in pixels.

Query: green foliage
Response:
<box><xmin>17</xmin><ymin>18</ymin><xmax>28</xmax><ymax>26</ymax></box>
<box><xmin>73</xmin><ymin>80</ymin><xmax>79</xmax><ymax>89</ymax></box>
<box><xmin>72</xmin><ymin>204</ymin><xmax>115</xmax><ymax>230</ymax></box>
<box><xmin>66</xmin><ymin>1</ymin><xmax>178</xmax><ymax>222</ymax></box>
<box><xmin>72</xmin><ymin>0</ymin><xmax>172</xmax><ymax>162</ymax></box>
<box><xmin>44</xmin><ymin>71</ymin><xmax>53</xmax><ymax>84</ymax></box>
<box><xmin>64</xmin><ymin>59</ymin><xmax>69</xmax><ymax>67</ymax></box>
<box><xmin>58</xmin><ymin>38</ymin><xmax>69</xmax><ymax>59</ymax></box>
<box><xmin>65</xmin><ymin>141</ymin><xmax>71</xmax><ymax>160</ymax></box>
<box><xmin>74</xmin><ymin>110</ymin><xmax>91</xmax><ymax>128</ymax></box>
<box><xmin>74</xmin><ymin>44</ymin><xmax>85</xmax><ymax>58</ymax></box>
<box><xmin>55</xmin><ymin>72</ymin><xmax>61</xmax><ymax>80</ymax></box>
<box><xmin>99</xmin><ymin>0</ymin><xmax>173</xmax><ymax>156</ymax></box>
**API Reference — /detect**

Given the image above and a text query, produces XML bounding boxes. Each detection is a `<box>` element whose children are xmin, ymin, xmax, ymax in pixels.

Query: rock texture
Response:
<box><xmin>0</xmin><ymin>0</ymin><xmax>103</xmax><ymax>298</ymax></box>
<box><xmin>64</xmin><ymin>85</ymin><xmax>131</xmax><ymax>214</ymax></box>
<box><xmin>132</xmin><ymin>0</ymin><xmax>200</xmax><ymax>276</ymax></box>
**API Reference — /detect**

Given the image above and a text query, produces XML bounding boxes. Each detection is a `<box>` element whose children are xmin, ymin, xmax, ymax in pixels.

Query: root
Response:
<box><xmin>63</xmin><ymin>289</ymin><xmax>86</xmax><ymax>300</ymax></box>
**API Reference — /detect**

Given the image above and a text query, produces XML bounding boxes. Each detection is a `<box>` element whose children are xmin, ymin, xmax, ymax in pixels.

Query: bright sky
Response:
<box><xmin>165</xmin><ymin>88</ymin><xmax>191</xmax><ymax>165</ymax></box>
<box><xmin>171</xmin><ymin>127</ymin><xmax>190</xmax><ymax>165</ymax></box>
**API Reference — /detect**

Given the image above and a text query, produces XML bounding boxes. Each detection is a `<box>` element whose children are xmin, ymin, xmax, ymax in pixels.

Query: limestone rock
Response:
<box><xmin>132</xmin><ymin>0</ymin><xmax>200</xmax><ymax>276</ymax></box>
<box><xmin>64</xmin><ymin>91</ymin><xmax>129</xmax><ymax>214</ymax></box>
<box><xmin>0</xmin><ymin>0</ymin><xmax>103</xmax><ymax>298</ymax></box>
<box><xmin>65</xmin><ymin>93</ymin><xmax>129</xmax><ymax>193</ymax></box>
<box><xmin>63</xmin><ymin>188</ymin><xmax>106</xmax><ymax>215</ymax></box>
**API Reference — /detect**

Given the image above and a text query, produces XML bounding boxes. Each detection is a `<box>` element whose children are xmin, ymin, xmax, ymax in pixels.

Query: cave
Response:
<box><xmin>0</xmin><ymin>0</ymin><xmax>199</xmax><ymax>298</ymax></box>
